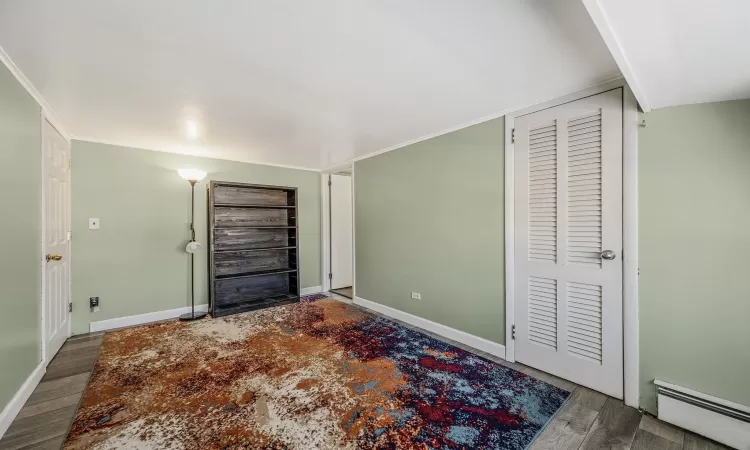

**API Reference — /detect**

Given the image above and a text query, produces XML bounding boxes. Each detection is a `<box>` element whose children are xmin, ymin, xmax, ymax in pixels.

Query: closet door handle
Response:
<box><xmin>600</xmin><ymin>250</ymin><xmax>616</xmax><ymax>260</ymax></box>
<box><xmin>46</xmin><ymin>254</ymin><xmax>63</xmax><ymax>262</ymax></box>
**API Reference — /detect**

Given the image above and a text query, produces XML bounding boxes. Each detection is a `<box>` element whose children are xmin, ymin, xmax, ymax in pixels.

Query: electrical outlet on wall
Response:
<box><xmin>411</xmin><ymin>292</ymin><xmax>421</xmax><ymax>300</ymax></box>
<box><xmin>90</xmin><ymin>297</ymin><xmax>100</xmax><ymax>311</ymax></box>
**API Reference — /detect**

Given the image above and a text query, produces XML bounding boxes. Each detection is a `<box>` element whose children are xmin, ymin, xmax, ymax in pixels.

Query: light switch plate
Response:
<box><xmin>89</xmin><ymin>218</ymin><xmax>100</xmax><ymax>230</ymax></box>
<box><xmin>411</xmin><ymin>292</ymin><xmax>421</xmax><ymax>300</ymax></box>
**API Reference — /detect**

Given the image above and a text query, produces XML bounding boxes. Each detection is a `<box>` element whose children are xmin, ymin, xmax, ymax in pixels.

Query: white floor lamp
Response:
<box><xmin>178</xmin><ymin>168</ymin><xmax>208</xmax><ymax>321</ymax></box>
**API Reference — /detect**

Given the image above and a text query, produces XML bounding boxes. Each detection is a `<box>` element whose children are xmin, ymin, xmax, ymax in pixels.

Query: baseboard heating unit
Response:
<box><xmin>655</xmin><ymin>380</ymin><xmax>750</xmax><ymax>449</ymax></box>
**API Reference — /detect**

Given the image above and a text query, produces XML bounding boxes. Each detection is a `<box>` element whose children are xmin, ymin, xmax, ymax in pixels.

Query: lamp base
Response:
<box><xmin>179</xmin><ymin>311</ymin><xmax>207</xmax><ymax>321</ymax></box>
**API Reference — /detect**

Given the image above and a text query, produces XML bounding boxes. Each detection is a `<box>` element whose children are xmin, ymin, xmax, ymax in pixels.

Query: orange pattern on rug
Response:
<box><xmin>63</xmin><ymin>298</ymin><xmax>568</xmax><ymax>449</ymax></box>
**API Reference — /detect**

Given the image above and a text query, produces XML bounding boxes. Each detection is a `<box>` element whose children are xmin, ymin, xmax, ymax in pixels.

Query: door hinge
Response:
<box><xmin>69</xmin><ymin>159</ymin><xmax>72</xmax><ymax>169</ymax></box>
<box><xmin>512</xmin><ymin>324</ymin><xmax>516</xmax><ymax>340</ymax></box>
<box><xmin>328</xmin><ymin>273</ymin><xmax>332</xmax><ymax>280</ymax></box>
<box><xmin>511</xmin><ymin>128</ymin><xmax>515</xmax><ymax>143</ymax></box>
<box><xmin>68</xmin><ymin>303</ymin><xmax>73</xmax><ymax>313</ymax></box>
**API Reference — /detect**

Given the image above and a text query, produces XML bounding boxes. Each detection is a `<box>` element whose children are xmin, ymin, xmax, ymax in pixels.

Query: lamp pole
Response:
<box><xmin>180</xmin><ymin>178</ymin><xmax>207</xmax><ymax>321</ymax></box>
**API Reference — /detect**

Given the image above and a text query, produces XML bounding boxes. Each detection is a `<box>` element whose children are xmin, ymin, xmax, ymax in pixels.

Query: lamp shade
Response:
<box><xmin>178</xmin><ymin>169</ymin><xmax>207</xmax><ymax>182</ymax></box>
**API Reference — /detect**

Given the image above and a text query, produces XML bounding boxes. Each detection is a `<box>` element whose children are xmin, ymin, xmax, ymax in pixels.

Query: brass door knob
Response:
<box><xmin>46</xmin><ymin>254</ymin><xmax>63</xmax><ymax>262</ymax></box>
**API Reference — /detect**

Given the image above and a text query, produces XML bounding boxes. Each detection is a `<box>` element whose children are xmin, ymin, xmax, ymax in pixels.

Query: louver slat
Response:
<box><xmin>567</xmin><ymin>111</ymin><xmax>602</xmax><ymax>268</ymax></box>
<box><xmin>567</xmin><ymin>282</ymin><xmax>602</xmax><ymax>364</ymax></box>
<box><xmin>529</xmin><ymin>121</ymin><xmax>557</xmax><ymax>263</ymax></box>
<box><xmin>528</xmin><ymin>277</ymin><xmax>557</xmax><ymax>349</ymax></box>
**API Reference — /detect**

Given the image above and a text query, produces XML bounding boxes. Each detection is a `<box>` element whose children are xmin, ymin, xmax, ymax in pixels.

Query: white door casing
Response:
<box><xmin>514</xmin><ymin>89</ymin><xmax>623</xmax><ymax>398</ymax></box>
<box><xmin>330</xmin><ymin>174</ymin><xmax>353</xmax><ymax>290</ymax></box>
<box><xmin>43</xmin><ymin>119</ymin><xmax>71</xmax><ymax>363</ymax></box>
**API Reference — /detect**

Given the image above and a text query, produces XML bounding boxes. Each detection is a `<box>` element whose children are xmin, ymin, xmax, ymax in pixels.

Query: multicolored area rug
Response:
<box><xmin>64</xmin><ymin>296</ymin><xmax>569</xmax><ymax>449</ymax></box>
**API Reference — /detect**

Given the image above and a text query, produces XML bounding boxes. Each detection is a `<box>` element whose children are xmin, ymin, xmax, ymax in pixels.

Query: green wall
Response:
<box><xmin>3</xmin><ymin>67</ymin><xmax>744</xmax><ymax>416</ymax></box>
<box><xmin>354</xmin><ymin>118</ymin><xmax>505</xmax><ymax>343</ymax></box>
<box><xmin>0</xmin><ymin>64</ymin><xmax>42</xmax><ymax>411</ymax></box>
<box><xmin>71</xmin><ymin>142</ymin><xmax>321</xmax><ymax>334</ymax></box>
<box><xmin>639</xmin><ymin>99</ymin><xmax>750</xmax><ymax>412</ymax></box>
<box><xmin>351</xmin><ymin>99</ymin><xmax>750</xmax><ymax>412</ymax></box>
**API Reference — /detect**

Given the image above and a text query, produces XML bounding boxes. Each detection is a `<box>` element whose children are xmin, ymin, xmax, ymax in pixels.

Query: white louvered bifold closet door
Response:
<box><xmin>514</xmin><ymin>89</ymin><xmax>624</xmax><ymax>399</ymax></box>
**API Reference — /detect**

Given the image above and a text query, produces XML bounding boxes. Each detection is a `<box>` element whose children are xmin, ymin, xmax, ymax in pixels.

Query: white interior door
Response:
<box><xmin>330</xmin><ymin>174</ymin><xmax>353</xmax><ymax>290</ymax></box>
<box><xmin>514</xmin><ymin>89</ymin><xmax>623</xmax><ymax>398</ymax></box>
<box><xmin>43</xmin><ymin>119</ymin><xmax>71</xmax><ymax>364</ymax></box>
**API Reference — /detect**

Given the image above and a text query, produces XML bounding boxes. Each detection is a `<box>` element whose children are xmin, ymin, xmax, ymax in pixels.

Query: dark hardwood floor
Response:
<box><xmin>0</xmin><ymin>332</ymin><xmax>103</xmax><ymax>450</ymax></box>
<box><xmin>375</xmin><ymin>309</ymin><xmax>731</xmax><ymax>450</ymax></box>
<box><xmin>329</xmin><ymin>286</ymin><xmax>353</xmax><ymax>299</ymax></box>
<box><xmin>0</xmin><ymin>303</ymin><xmax>731</xmax><ymax>449</ymax></box>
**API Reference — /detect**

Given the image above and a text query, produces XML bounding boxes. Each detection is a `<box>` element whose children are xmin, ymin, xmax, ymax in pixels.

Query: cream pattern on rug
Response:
<box><xmin>63</xmin><ymin>298</ymin><xmax>568</xmax><ymax>449</ymax></box>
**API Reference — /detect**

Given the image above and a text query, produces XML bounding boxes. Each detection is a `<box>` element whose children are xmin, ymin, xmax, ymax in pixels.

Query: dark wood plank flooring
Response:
<box><xmin>0</xmin><ymin>304</ymin><xmax>731</xmax><ymax>449</ymax></box>
<box><xmin>0</xmin><ymin>332</ymin><xmax>103</xmax><ymax>450</ymax></box>
<box><xmin>363</xmin><ymin>305</ymin><xmax>732</xmax><ymax>450</ymax></box>
<box><xmin>329</xmin><ymin>286</ymin><xmax>353</xmax><ymax>299</ymax></box>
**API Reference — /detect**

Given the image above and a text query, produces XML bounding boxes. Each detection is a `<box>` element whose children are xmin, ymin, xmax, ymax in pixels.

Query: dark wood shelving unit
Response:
<box><xmin>208</xmin><ymin>181</ymin><xmax>300</xmax><ymax>317</ymax></box>
<box><xmin>214</xmin><ymin>246</ymin><xmax>297</xmax><ymax>253</ymax></box>
<box><xmin>214</xmin><ymin>203</ymin><xmax>296</xmax><ymax>209</ymax></box>
<box><xmin>213</xmin><ymin>226</ymin><xmax>297</xmax><ymax>229</ymax></box>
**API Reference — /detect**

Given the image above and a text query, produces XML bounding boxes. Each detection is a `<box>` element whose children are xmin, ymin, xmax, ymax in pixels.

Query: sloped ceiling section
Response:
<box><xmin>583</xmin><ymin>0</ymin><xmax>750</xmax><ymax>112</ymax></box>
<box><xmin>0</xmin><ymin>0</ymin><xmax>618</xmax><ymax>169</ymax></box>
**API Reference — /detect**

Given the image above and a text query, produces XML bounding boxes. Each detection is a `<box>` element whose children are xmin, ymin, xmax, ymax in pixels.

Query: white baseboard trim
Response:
<box><xmin>301</xmin><ymin>286</ymin><xmax>323</xmax><ymax>296</ymax></box>
<box><xmin>656</xmin><ymin>380</ymin><xmax>750</xmax><ymax>449</ymax></box>
<box><xmin>89</xmin><ymin>304</ymin><xmax>210</xmax><ymax>333</ymax></box>
<box><xmin>353</xmin><ymin>297</ymin><xmax>506</xmax><ymax>360</ymax></box>
<box><xmin>0</xmin><ymin>361</ymin><xmax>45</xmax><ymax>440</ymax></box>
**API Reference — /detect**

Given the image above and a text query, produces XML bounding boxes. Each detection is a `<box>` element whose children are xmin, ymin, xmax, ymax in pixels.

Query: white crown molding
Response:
<box><xmin>354</xmin><ymin>296</ymin><xmax>506</xmax><ymax>360</ymax></box>
<box><xmin>0</xmin><ymin>361</ymin><xmax>45</xmax><ymax>440</ymax></box>
<box><xmin>4</xmin><ymin>36</ymin><xmax>627</xmax><ymax>172</ymax></box>
<box><xmin>0</xmin><ymin>47</ymin><xmax>318</xmax><ymax>172</ymax></box>
<box><xmin>322</xmin><ymin>76</ymin><xmax>625</xmax><ymax>171</ymax></box>
<box><xmin>581</xmin><ymin>0</ymin><xmax>651</xmax><ymax>112</ymax></box>
<box><xmin>0</xmin><ymin>45</ymin><xmax>71</xmax><ymax>140</ymax></box>
<box><xmin>72</xmin><ymin>136</ymin><xmax>321</xmax><ymax>172</ymax></box>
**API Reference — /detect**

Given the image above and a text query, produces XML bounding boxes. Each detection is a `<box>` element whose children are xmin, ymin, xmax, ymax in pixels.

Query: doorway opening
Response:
<box><xmin>327</xmin><ymin>170</ymin><xmax>353</xmax><ymax>299</ymax></box>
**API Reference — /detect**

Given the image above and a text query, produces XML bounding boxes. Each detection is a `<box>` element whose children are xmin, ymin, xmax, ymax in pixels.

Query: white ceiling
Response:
<box><xmin>583</xmin><ymin>0</ymin><xmax>750</xmax><ymax>111</ymax></box>
<box><xmin>0</xmin><ymin>0</ymin><xmax>619</xmax><ymax>170</ymax></box>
